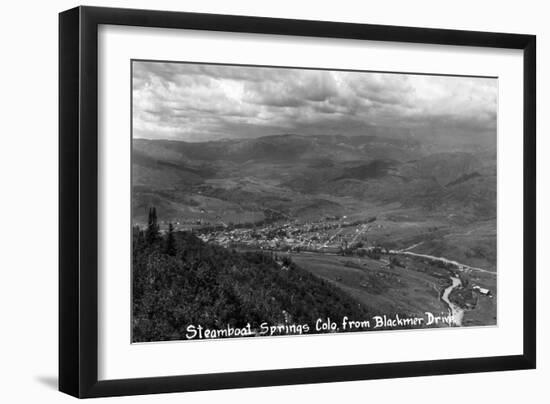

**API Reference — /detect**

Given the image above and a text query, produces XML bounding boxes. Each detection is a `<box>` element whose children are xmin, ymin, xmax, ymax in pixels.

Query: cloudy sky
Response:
<box><xmin>132</xmin><ymin>61</ymin><xmax>497</xmax><ymax>142</ymax></box>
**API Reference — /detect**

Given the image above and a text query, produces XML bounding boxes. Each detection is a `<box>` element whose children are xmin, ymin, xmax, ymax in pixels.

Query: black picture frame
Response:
<box><xmin>59</xmin><ymin>5</ymin><xmax>536</xmax><ymax>398</ymax></box>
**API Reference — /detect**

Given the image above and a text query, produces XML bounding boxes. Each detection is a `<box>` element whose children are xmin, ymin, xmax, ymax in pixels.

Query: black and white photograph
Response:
<box><xmin>131</xmin><ymin>61</ymin><xmax>498</xmax><ymax>343</ymax></box>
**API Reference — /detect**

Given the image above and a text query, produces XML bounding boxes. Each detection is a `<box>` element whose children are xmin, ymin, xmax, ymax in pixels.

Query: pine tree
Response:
<box><xmin>146</xmin><ymin>207</ymin><xmax>160</xmax><ymax>245</ymax></box>
<box><xmin>165</xmin><ymin>222</ymin><xmax>177</xmax><ymax>256</ymax></box>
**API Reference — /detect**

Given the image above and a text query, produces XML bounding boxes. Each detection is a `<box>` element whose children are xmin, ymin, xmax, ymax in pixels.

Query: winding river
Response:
<box><xmin>440</xmin><ymin>276</ymin><xmax>464</xmax><ymax>326</ymax></box>
<box><xmin>388</xmin><ymin>246</ymin><xmax>497</xmax><ymax>326</ymax></box>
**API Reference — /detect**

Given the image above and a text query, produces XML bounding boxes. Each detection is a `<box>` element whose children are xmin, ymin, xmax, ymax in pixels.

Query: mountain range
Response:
<box><xmin>132</xmin><ymin>133</ymin><xmax>496</xmax><ymax>226</ymax></box>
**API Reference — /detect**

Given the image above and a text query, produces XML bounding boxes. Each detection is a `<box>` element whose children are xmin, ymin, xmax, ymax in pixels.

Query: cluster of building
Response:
<box><xmin>196</xmin><ymin>218</ymin><xmax>376</xmax><ymax>254</ymax></box>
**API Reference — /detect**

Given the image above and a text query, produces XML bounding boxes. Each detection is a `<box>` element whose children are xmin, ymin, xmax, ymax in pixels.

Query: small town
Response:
<box><xmin>193</xmin><ymin>216</ymin><xmax>379</xmax><ymax>255</ymax></box>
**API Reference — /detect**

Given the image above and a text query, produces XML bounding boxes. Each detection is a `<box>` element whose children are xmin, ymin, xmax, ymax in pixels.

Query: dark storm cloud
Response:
<box><xmin>132</xmin><ymin>61</ymin><xmax>497</xmax><ymax>141</ymax></box>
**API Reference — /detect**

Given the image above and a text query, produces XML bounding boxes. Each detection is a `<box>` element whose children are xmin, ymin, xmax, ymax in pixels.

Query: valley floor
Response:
<box><xmin>242</xmin><ymin>249</ymin><xmax>497</xmax><ymax>330</ymax></box>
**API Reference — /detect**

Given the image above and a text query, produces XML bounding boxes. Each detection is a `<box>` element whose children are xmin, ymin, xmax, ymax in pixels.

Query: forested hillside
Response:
<box><xmin>132</xmin><ymin>208</ymin><xmax>371</xmax><ymax>342</ymax></box>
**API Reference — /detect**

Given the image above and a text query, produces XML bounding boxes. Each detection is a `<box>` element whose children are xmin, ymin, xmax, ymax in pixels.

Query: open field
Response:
<box><xmin>288</xmin><ymin>252</ymin><xmax>448</xmax><ymax>317</ymax></box>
